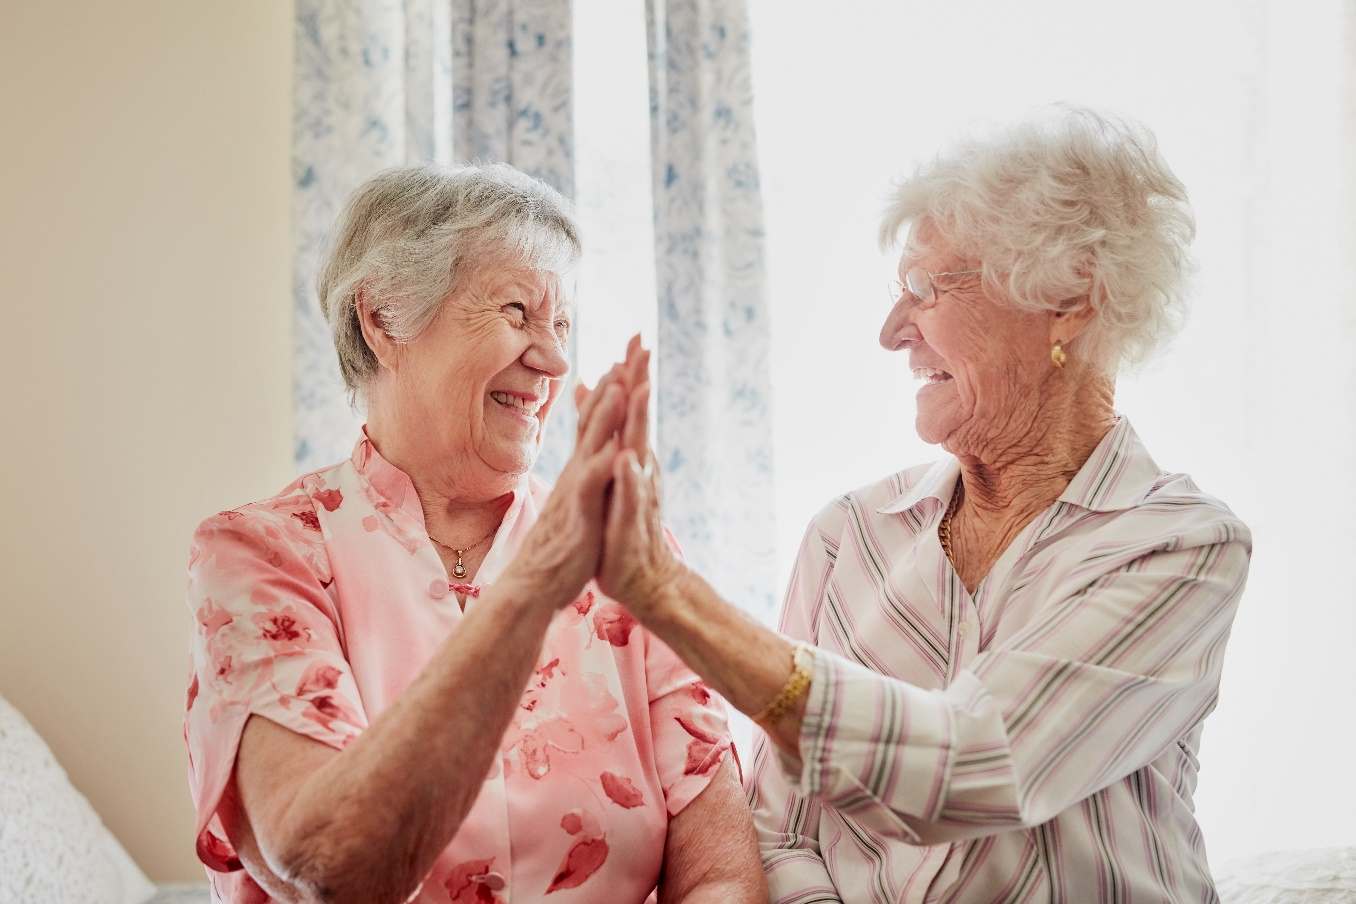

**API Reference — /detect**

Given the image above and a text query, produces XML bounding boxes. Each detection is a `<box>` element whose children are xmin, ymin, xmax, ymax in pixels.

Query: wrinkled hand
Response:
<box><xmin>499</xmin><ymin>368</ymin><xmax>628</xmax><ymax>610</ymax></box>
<box><xmin>577</xmin><ymin>338</ymin><xmax>686</xmax><ymax>617</ymax></box>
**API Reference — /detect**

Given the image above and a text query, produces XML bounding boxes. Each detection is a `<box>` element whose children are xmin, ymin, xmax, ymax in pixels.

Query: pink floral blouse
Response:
<box><xmin>184</xmin><ymin>435</ymin><xmax>733</xmax><ymax>904</ymax></box>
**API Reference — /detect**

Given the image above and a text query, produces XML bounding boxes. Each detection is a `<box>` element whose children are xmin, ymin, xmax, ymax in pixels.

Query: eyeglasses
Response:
<box><xmin>888</xmin><ymin>267</ymin><xmax>983</xmax><ymax>307</ymax></box>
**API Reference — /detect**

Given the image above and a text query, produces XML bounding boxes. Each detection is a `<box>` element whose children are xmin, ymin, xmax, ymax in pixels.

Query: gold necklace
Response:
<box><xmin>938</xmin><ymin>481</ymin><xmax>963</xmax><ymax>564</ymax></box>
<box><xmin>427</xmin><ymin>523</ymin><xmax>498</xmax><ymax>579</ymax></box>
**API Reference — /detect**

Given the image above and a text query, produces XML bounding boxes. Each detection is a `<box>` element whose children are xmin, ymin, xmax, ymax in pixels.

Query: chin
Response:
<box><xmin>490</xmin><ymin>441</ymin><xmax>539</xmax><ymax>478</ymax></box>
<box><xmin>915</xmin><ymin>412</ymin><xmax>947</xmax><ymax>447</ymax></box>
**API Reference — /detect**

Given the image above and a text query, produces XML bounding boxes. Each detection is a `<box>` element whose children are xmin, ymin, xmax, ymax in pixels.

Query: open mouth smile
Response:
<box><xmin>912</xmin><ymin>367</ymin><xmax>953</xmax><ymax>385</ymax></box>
<box><xmin>489</xmin><ymin>391</ymin><xmax>544</xmax><ymax>417</ymax></box>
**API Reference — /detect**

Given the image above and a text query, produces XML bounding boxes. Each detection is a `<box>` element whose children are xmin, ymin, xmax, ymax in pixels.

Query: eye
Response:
<box><xmin>554</xmin><ymin>317</ymin><xmax>572</xmax><ymax>338</ymax></box>
<box><xmin>504</xmin><ymin>302</ymin><xmax>528</xmax><ymax>320</ymax></box>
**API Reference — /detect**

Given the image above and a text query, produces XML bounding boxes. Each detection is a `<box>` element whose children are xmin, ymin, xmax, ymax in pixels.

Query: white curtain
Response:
<box><xmin>293</xmin><ymin>0</ymin><xmax>575</xmax><ymax>478</ymax></box>
<box><xmin>645</xmin><ymin>0</ymin><xmax>778</xmax><ymax>623</ymax></box>
<box><xmin>293</xmin><ymin>0</ymin><xmax>778</xmax><ymax>623</ymax></box>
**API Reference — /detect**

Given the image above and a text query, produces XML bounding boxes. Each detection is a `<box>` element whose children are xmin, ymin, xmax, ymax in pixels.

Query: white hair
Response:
<box><xmin>316</xmin><ymin>161</ymin><xmax>581</xmax><ymax>398</ymax></box>
<box><xmin>880</xmin><ymin>106</ymin><xmax>1196</xmax><ymax>373</ymax></box>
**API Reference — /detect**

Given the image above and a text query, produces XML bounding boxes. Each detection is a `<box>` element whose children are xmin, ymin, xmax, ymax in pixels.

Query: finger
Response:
<box><xmin>643</xmin><ymin>445</ymin><xmax>662</xmax><ymax>509</ymax></box>
<box><xmin>622</xmin><ymin>381</ymin><xmax>650</xmax><ymax>461</ymax></box>
<box><xmin>623</xmin><ymin>335</ymin><xmax>647</xmax><ymax>389</ymax></box>
<box><xmin>582</xmin><ymin>383</ymin><xmax>630</xmax><ymax>456</ymax></box>
<box><xmin>573</xmin><ymin>382</ymin><xmax>597</xmax><ymax>442</ymax></box>
<box><xmin>576</xmin><ymin>435</ymin><xmax>621</xmax><ymax>500</ymax></box>
<box><xmin>576</xmin><ymin>362</ymin><xmax>622</xmax><ymax>438</ymax></box>
<box><xmin>606</xmin><ymin>448</ymin><xmax>644</xmax><ymax>543</ymax></box>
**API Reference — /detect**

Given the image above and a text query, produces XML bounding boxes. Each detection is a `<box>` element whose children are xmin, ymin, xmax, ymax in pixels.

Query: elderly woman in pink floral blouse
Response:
<box><xmin>183</xmin><ymin>163</ymin><xmax>764</xmax><ymax>904</ymax></box>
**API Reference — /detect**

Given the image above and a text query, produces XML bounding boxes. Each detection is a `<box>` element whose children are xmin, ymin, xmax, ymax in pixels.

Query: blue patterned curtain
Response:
<box><xmin>646</xmin><ymin>0</ymin><xmax>777</xmax><ymax>621</ymax></box>
<box><xmin>293</xmin><ymin>0</ymin><xmax>575</xmax><ymax>478</ymax></box>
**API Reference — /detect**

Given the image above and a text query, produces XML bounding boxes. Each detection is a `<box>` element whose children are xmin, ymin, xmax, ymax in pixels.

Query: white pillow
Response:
<box><xmin>0</xmin><ymin>694</ymin><xmax>157</xmax><ymax>904</ymax></box>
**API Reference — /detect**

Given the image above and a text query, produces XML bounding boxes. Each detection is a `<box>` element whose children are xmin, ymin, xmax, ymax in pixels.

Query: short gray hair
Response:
<box><xmin>880</xmin><ymin>106</ymin><xmax>1196</xmax><ymax>373</ymax></box>
<box><xmin>316</xmin><ymin>161</ymin><xmax>581</xmax><ymax>397</ymax></box>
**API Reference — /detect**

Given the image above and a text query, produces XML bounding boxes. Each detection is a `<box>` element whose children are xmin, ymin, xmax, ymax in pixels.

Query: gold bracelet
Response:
<box><xmin>753</xmin><ymin>643</ymin><xmax>813</xmax><ymax>727</ymax></box>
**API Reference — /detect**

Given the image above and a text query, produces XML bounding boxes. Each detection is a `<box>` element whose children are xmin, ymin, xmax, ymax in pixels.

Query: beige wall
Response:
<box><xmin>0</xmin><ymin>2</ymin><xmax>295</xmax><ymax>881</ymax></box>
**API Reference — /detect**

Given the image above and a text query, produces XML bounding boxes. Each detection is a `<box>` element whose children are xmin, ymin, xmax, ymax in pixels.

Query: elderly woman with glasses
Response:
<box><xmin>584</xmin><ymin>107</ymin><xmax>1252</xmax><ymax>902</ymax></box>
<box><xmin>183</xmin><ymin>163</ymin><xmax>764</xmax><ymax>904</ymax></box>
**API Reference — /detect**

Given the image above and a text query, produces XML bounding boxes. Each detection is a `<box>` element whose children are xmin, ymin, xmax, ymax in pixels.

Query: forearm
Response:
<box><xmin>262</xmin><ymin>581</ymin><xmax>556</xmax><ymax>902</ymax></box>
<box><xmin>668</xmin><ymin>880</ymin><xmax>767</xmax><ymax>904</ymax></box>
<box><xmin>658</xmin><ymin>758</ymin><xmax>767</xmax><ymax>904</ymax></box>
<box><xmin>637</xmin><ymin>565</ymin><xmax>806</xmax><ymax>754</ymax></box>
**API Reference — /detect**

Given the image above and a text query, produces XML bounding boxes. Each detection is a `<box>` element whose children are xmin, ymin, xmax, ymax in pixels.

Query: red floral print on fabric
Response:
<box><xmin>186</xmin><ymin>674</ymin><xmax>199</xmax><ymax>712</ymax></box>
<box><xmin>291</xmin><ymin>510</ymin><xmax>321</xmax><ymax>532</ymax></box>
<box><xmin>678</xmin><ymin>714</ymin><xmax>724</xmax><ymax>777</ymax></box>
<box><xmin>600</xmin><ymin>772</ymin><xmax>644</xmax><ymax>809</ymax></box>
<box><xmin>571</xmin><ymin>589</ymin><xmax>596</xmax><ymax>618</ymax></box>
<box><xmin>444</xmin><ymin>858</ymin><xmax>506</xmax><ymax>904</ymax></box>
<box><xmin>251</xmin><ymin>605</ymin><xmax>313</xmax><ymax>653</ymax></box>
<box><xmin>212</xmin><ymin>655</ymin><xmax>233</xmax><ymax>685</ymax></box>
<box><xmin>313</xmin><ymin>488</ymin><xmax>343</xmax><ymax>511</ymax></box>
<box><xmin>518</xmin><ymin>719</ymin><xmax>585</xmax><ymax>780</ymax></box>
<box><xmin>196</xmin><ymin>597</ymin><xmax>233</xmax><ymax>636</ymax></box>
<box><xmin>296</xmin><ymin>661</ymin><xmax>343</xmax><ymax>696</ymax></box>
<box><xmin>546</xmin><ymin>836</ymin><xmax>609</xmax><ymax>893</ymax></box>
<box><xmin>299</xmin><ymin>693</ymin><xmax>362</xmax><ymax>733</ymax></box>
<box><xmin>592</xmin><ymin>602</ymin><xmax>637</xmax><ymax>647</ymax></box>
<box><xmin>503</xmin><ymin>651</ymin><xmax>630</xmax><ymax>780</ymax></box>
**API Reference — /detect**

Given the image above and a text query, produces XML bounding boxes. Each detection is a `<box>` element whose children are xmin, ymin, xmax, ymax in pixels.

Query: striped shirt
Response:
<box><xmin>750</xmin><ymin>418</ymin><xmax>1251</xmax><ymax>903</ymax></box>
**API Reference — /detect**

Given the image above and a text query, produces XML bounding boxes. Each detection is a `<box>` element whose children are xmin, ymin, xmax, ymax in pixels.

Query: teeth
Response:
<box><xmin>490</xmin><ymin>391</ymin><xmax>542</xmax><ymax>414</ymax></box>
<box><xmin>912</xmin><ymin>367</ymin><xmax>951</xmax><ymax>384</ymax></box>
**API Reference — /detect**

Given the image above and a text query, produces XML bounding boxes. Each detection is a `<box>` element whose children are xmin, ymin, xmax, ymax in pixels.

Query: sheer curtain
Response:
<box><xmin>293</xmin><ymin>0</ymin><xmax>575</xmax><ymax>476</ymax></box>
<box><xmin>746</xmin><ymin>0</ymin><xmax>1356</xmax><ymax>866</ymax></box>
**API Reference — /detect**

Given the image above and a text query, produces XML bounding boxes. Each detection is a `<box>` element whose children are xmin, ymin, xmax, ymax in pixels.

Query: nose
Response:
<box><xmin>522</xmin><ymin>326</ymin><xmax>571</xmax><ymax>380</ymax></box>
<box><xmin>879</xmin><ymin>298</ymin><xmax>917</xmax><ymax>351</ymax></box>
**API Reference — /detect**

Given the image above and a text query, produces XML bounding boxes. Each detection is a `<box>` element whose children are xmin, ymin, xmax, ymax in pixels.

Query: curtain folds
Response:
<box><xmin>293</xmin><ymin>2</ymin><xmax>777</xmax><ymax>621</ymax></box>
<box><xmin>646</xmin><ymin>0</ymin><xmax>777</xmax><ymax>621</ymax></box>
<box><xmin>293</xmin><ymin>0</ymin><xmax>575</xmax><ymax>477</ymax></box>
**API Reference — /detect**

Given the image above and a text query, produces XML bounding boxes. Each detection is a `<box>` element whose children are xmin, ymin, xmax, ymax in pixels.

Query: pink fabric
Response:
<box><xmin>185</xmin><ymin>435</ymin><xmax>731</xmax><ymax>903</ymax></box>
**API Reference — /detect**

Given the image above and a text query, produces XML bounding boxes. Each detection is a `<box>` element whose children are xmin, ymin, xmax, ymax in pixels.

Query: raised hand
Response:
<box><xmin>592</xmin><ymin>343</ymin><xmax>686</xmax><ymax>617</ymax></box>
<box><xmin>498</xmin><ymin>371</ymin><xmax>627</xmax><ymax>610</ymax></box>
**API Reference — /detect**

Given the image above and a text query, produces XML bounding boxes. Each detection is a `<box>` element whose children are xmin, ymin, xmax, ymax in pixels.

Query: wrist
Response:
<box><xmin>619</xmin><ymin>557</ymin><xmax>691</xmax><ymax>624</ymax></box>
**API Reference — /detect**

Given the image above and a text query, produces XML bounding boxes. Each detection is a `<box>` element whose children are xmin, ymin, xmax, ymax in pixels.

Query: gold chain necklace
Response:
<box><xmin>427</xmin><ymin>524</ymin><xmax>498</xmax><ymax>579</ymax></box>
<box><xmin>938</xmin><ymin>481</ymin><xmax>963</xmax><ymax>564</ymax></box>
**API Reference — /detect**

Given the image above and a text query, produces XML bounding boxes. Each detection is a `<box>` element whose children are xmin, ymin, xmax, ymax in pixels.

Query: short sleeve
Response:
<box><xmin>184</xmin><ymin>501</ymin><xmax>368</xmax><ymax>872</ymax></box>
<box><xmin>644</xmin><ymin>631</ymin><xmax>734</xmax><ymax>817</ymax></box>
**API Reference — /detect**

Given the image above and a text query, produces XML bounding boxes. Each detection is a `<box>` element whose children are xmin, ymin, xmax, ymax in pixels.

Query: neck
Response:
<box><xmin>952</xmin><ymin>370</ymin><xmax>1116</xmax><ymax>522</ymax></box>
<box><xmin>364</xmin><ymin>392</ymin><xmax>520</xmax><ymax>544</ymax></box>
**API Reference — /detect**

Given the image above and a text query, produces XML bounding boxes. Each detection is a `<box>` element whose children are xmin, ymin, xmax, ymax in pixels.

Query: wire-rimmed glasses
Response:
<box><xmin>888</xmin><ymin>267</ymin><xmax>983</xmax><ymax>307</ymax></box>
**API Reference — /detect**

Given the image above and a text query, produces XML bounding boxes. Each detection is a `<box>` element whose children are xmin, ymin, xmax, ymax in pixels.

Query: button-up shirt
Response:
<box><xmin>751</xmin><ymin>418</ymin><xmax>1251</xmax><ymax>903</ymax></box>
<box><xmin>185</xmin><ymin>435</ymin><xmax>731</xmax><ymax>904</ymax></box>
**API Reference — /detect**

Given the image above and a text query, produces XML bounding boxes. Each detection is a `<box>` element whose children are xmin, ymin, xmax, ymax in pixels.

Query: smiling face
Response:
<box><xmin>879</xmin><ymin>225</ymin><xmax>1063</xmax><ymax>457</ymax></box>
<box><xmin>365</xmin><ymin>263</ymin><xmax>572</xmax><ymax>497</ymax></box>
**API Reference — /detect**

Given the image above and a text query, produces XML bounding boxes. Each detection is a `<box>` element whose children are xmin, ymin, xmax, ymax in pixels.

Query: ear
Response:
<box><xmin>1050</xmin><ymin>295</ymin><xmax>1096</xmax><ymax>346</ymax></box>
<box><xmin>355</xmin><ymin>288</ymin><xmax>401</xmax><ymax>373</ymax></box>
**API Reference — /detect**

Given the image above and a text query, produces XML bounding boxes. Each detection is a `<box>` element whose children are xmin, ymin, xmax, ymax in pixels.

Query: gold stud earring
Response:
<box><xmin>1051</xmin><ymin>342</ymin><xmax>1067</xmax><ymax>369</ymax></box>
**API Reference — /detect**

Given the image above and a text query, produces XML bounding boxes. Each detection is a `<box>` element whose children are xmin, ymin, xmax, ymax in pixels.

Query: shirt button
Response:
<box><xmin>429</xmin><ymin>579</ymin><xmax>448</xmax><ymax>600</ymax></box>
<box><xmin>482</xmin><ymin>872</ymin><xmax>506</xmax><ymax>891</ymax></box>
<box><xmin>958</xmin><ymin>620</ymin><xmax>972</xmax><ymax>638</ymax></box>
